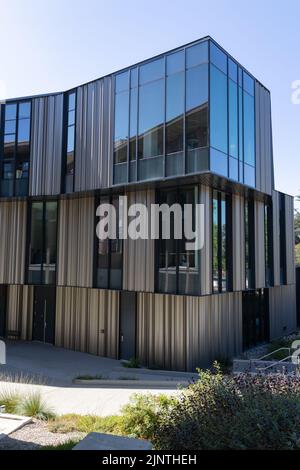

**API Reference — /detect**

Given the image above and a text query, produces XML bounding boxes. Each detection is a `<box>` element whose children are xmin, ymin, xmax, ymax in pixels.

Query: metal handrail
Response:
<box><xmin>256</xmin><ymin>355</ymin><xmax>293</xmax><ymax>372</ymax></box>
<box><xmin>256</xmin><ymin>347</ymin><xmax>291</xmax><ymax>362</ymax></box>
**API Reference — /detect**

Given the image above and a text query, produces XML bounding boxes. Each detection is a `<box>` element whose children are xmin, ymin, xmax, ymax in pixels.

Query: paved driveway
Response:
<box><xmin>0</xmin><ymin>341</ymin><xmax>179</xmax><ymax>416</ymax></box>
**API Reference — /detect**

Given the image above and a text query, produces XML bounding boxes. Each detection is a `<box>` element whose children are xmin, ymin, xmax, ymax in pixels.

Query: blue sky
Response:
<box><xmin>0</xmin><ymin>0</ymin><xmax>299</xmax><ymax>207</ymax></box>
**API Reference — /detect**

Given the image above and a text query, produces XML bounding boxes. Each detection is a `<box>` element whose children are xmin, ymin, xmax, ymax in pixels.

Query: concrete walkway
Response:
<box><xmin>0</xmin><ymin>341</ymin><xmax>181</xmax><ymax>416</ymax></box>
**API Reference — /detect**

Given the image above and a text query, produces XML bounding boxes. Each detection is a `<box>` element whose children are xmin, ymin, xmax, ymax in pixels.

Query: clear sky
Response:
<box><xmin>0</xmin><ymin>0</ymin><xmax>299</xmax><ymax>206</ymax></box>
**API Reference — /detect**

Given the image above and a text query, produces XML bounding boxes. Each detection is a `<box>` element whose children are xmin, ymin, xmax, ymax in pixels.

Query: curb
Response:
<box><xmin>73</xmin><ymin>379</ymin><xmax>190</xmax><ymax>388</ymax></box>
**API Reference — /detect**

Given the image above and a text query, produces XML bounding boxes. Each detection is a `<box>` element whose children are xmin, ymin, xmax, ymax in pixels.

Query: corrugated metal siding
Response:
<box><xmin>255</xmin><ymin>83</ymin><xmax>274</xmax><ymax>195</ymax></box>
<box><xmin>6</xmin><ymin>285</ymin><xmax>34</xmax><ymax>340</ymax></box>
<box><xmin>136</xmin><ymin>291</ymin><xmax>243</xmax><ymax>371</ymax></box>
<box><xmin>232</xmin><ymin>194</ymin><xmax>245</xmax><ymax>291</ymax></box>
<box><xmin>0</xmin><ymin>201</ymin><xmax>27</xmax><ymax>284</ymax></box>
<box><xmin>30</xmin><ymin>94</ymin><xmax>64</xmax><ymax>196</ymax></box>
<box><xmin>57</xmin><ymin>197</ymin><xmax>94</xmax><ymax>288</ymax></box>
<box><xmin>255</xmin><ymin>200</ymin><xmax>266</xmax><ymax>288</ymax></box>
<box><xmin>200</xmin><ymin>185</ymin><xmax>212</xmax><ymax>295</ymax></box>
<box><xmin>272</xmin><ymin>190</ymin><xmax>281</xmax><ymax>286</ymax></box>
<box><xmin>55</xmin><ymin>287</ymin><xmax>119</xmax><ymax>359</ymax></box>
<box><xmin>285</xmin><ymin>194</ymin><xmax>295</xmax><ymax>284</ymax></box>
<box><xmin>269</xmin><ymin>284</ymin><xmax>297</xmax><ymax>339</ymax></box>
<box><xmin>122</xmin><ymin>189</ymin><xmax>155</xmax><ymax>292</ymax></box>
<box><xmin>75</xmin><ymin>77</ymin><xmax>114</xmax><ymax>192</ymax></box>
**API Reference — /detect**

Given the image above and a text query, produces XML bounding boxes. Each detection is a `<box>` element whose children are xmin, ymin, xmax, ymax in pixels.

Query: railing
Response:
<box><xmin>248</xmin><ymin>347</ymin><xmax>292</xmax><ymax>374</ymax></box>
<box><xmin>256</xmin><ymin>355</ymin><xmax>293</xmax><ymax>373</ymax></box>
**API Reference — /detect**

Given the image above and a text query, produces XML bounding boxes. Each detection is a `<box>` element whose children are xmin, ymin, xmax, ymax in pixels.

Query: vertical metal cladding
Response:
<box><xmin>75</xmin><ymin>77</ymin><xmax>114</xmax><ymax>192</ymax></box>
<box><xmin>136</xmin><ymin>291</ymin><xmax>243</xmax><ymax>371</ymax></box>
<box><xmin>269</xmin><ymin>284</ymin><xmax>297</xmax><ymax>339</ymax></box>
<box><xmin>255</xmin><ymin>82</ymin><xmax>274</xmax><ymax>195</ymax></box>
<box><xmin>30</xmin><ymin>94</ymin><xmax>64</xmax><ymax>196</ymax></box>
<box><xmin>272</xmin><ymin>190</ymin><xmax>281</xmax><ymax>286</ymax></box>
<box><xmin>232</xmin><ymin>194</ymin><xmax>245</xmax><ymax>291</ymax></box>
<box><xmin>6</xmin><ymin>285</ymin><xmax>34</xmax><ymax>340</ymax></box>
<box><xmin>57</xmin><ymin>197</ymin><xmax>94</xmax><ymax>288</ymax></box>
<box><xmin>254</xmin><ymin>199</ymin><xmax>266</xmax><ymax>288</ymax></box>
<box><xmin>200</xmin><ymin>185</ymin><xmax>212</xmax><ymax>295</ymax></box>
<box><xmin>55</xmin><ymin>286</ymin><xmax>119</xmax><ymax>359</ymax></box>
<box><xmin>122</xmin><ymin>189</ymin><xmax>155</xmax><ymax>292</ymax></box>
<box><xmin>285</xmin><ymin>194</ymin><xmax>295</xmax><ymax>285</ymax></box>
<box><xmin>0</xmin><ymin>201</ymin><xmax>27</xmax><ymax>284</ymax></box>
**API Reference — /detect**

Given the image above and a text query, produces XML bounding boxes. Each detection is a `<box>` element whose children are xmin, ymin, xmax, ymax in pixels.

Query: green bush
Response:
<box><xmin>121</xmin><ymin>358</ymin><xmax>140</xmax><ymax>368</ymax></box>
<box><xmin>48</xmin><ymin>414</ymin><xmax>123</xmax><ymax>434</ymax></box>
<box><xmin>0</xmin><ymin>389</ymin><xmax>22</xmax><ymax>414</ymax></box>
<box><xmin>18</xmin><ymin>392</ymin><xmax>55</xmax><ymax>420</ymax></box>
<box><xmin>41</xmin><ymin>439</ymin><xmax>80</xmax><ymax>450</ymax></box>
<box><xmin>120</xmin><ymin>393</ymin><xmax>175</xmax><ymax>441</ymax></box>
<box><xmin>155</xmin><ymin>365</ymin><xmax>300</xmax><ymax>450</ymax></box>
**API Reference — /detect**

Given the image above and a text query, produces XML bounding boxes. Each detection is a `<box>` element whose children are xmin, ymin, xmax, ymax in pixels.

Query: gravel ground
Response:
<box><xmin>0</xmin><ymin>420</ymin><xmax>86</xmax><ymax>450</ymax></box>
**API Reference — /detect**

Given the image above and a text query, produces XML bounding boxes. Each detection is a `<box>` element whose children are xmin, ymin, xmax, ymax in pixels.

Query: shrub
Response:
<box><xmin>121</xmin><ymin>358</ymin><xmax>140</xmax><ymax>368</ymax></box>
<box><xmin>48</xmin><ymin>414</ymin><xmax>123</xmax><ymax>435</ymax></box>
<box><xmin>18</xmin><ymin>392</ymin><xmax>55</xmax><ymax>420</ymax></box>
<box><xmin>155</xmin><ymin>365</ymin><xmax>300</xmax><ymax>450</ymax></box>
<box><xmin>41</xmin><ymin>439</ymin><xmax>80</xmax><ymax>450</ymax></box>
<box><xmin>0</xmin><ymin>389</ymin><xmax>22</xmax><ymax>414</ymax></box>
<box><xmin>120</xmin><ymin>393</ymin><xmax>175</xmax><ymax>441</ymax></box>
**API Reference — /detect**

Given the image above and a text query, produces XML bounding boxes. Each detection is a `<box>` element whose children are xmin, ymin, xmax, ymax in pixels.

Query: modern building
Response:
<box><xmin>0</xmin><ymin>37</ymin><xmax>296</xmax><ymax>370</ymax></box>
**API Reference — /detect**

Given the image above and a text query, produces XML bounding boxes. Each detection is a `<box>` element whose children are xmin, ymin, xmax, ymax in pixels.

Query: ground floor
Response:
<box><xmin>0</xmin><ymin>283</ymin><xmax>297</xmax><ymax>371</ymax></box>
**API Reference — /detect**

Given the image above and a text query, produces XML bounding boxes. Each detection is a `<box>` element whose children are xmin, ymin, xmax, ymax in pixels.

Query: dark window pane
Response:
<box><xmin>130</xmin><ymin>68</ymin><xmax>138</xmax><ymax>88</ymax></box>
<box><xmin>68</xmin><ymin>92</ymin><xmax>76</xmax><ymax>111</ymax></box>
<box><xmin>129</xmin><ymin>88</ymin><xmax>137</xmax><ymax>160</ymax></box>
<box><xmin>4</xmin><ymin>120</ymin><xmax>16</xmax><ymax>134</ymax></box>
<box><xmin>167</xmin><ymin>51</ymin><xmax>184</xmax><ymax>75</ymax></box>
<box><xmin>114</xmin><ymin>91</ymin><xmax>129</xmax><ymax>163</ymax></box>
<box><xmin>4</xmin><ymin>136</ymin><xmax>15</xmax><ymax>159</ymax></box>
<box><xmin>16</xmin><ymin>161</ymin><xmax>29</xmax><ymax>179</ymax></box>
<box><xmin>139</xmin><ymin>58</ymin><xmax>164</xmax><ymax>84</ymax></box>
<box><xmin>166</xmin><ymin>73</ymin><xmax>184</xmax><ymax>154</ymax></box>
<box><xmin>212</xmin><ymin>194</ymin><xmax>219</xmax><ymax>292</ymax></box>
<box><xmin>243</xmin><ymin>72</ymin><xmax>254</xmax><ymax>96</ymax></box>
<box><xmin>228</xmin><ymin>59</ymin><xmax>237</xmax><ymax>82</ymax></box>
<box><xmin>28</xmin><ymin>202</ymin><xmax>43</xmax><ymax>284</ymax></box>
<box><xmin>210</xmin><ymin>65</ymin><xmax>228</xmax><ymax>153</ymax></box>
<box><xmin>210</xmin><ymin>43</ymin><xmax>227</xmax><ymax>74</ymax></box>
<box><xmin>115</xmin><ymin>71</ymin><xmax>129</xmax><ymax>92</ymax></box>
<box><xmin>138</xmin><ymin>79</ymin><xmax>164</xmax><ymax>158</ymax></box>
<box><xmin>210</xmin><ymin>148</ymin><xmax>228</xmax><ymax>177</ymax></box>
<box><xmin>239</xmin><ymin>86</ymin><xmax>243</xmax><ymax>168</ymax></box>
<box><xmin>243</xmin><ymin>92</ymin><xmax>255</xmax><ymax>165</ymax></box>
<box><xmin>186</xmin><ymin>41</ymin><xmax>208</xmax><ymax>68</ymax></box>
<box><xmin>19</xmin><ymin>102</ymin><xmax>31</xmax><ymax>118</ymax></box>
<box><xmin>229</xmin><ymin>80</ymin><xmax>238</xmax><ymax>158</ymax></box>
<box><xmin>3</xmin><ymin>162</ymin><xmax>14</xmax><ymax>179</ymax></box>
<box><xmin>5</xmin><ymin>104</ymin><xmax>17</xmax><ymax>120</ymax></box>
<box><xmin>186</xmin><ymin>105</ymin><xmax>208</xmax><ymax>150</ymax></box>
<box><xmin>18</xmin><ymin>119</ymin><xmax>30</xmax><ymax>143</ymax></box>
<box><xmin>43</xmin><ymin>202</ymin><xmax>57</xmax><ymax>285</ymax></box>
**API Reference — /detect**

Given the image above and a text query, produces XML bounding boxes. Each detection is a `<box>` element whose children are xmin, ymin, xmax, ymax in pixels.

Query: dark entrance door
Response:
<box><xmin>242</xmin><ymin>288</ymin><xmax>269</xmax><ymax>350</ymax></box>
<box><xmin>33</xmin><ymin>286</ymin><xmax>56</xmax><ymax>344</ymax></box>
<box><xmin>0</xmin><ymin>285</ymin><xmax>7</xmax><ymax>338</ymax></box>
<box><xmin>119</xmin><ymin>292</ymin><xmax>136</xmax><ymax>360</ymax></box>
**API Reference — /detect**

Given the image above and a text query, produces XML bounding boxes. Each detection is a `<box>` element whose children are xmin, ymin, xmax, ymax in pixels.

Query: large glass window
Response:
<box><xmin>114</xmin><ymin>88</ymin><xmax>129</xmax><ymax>163</ymax></box>
<box><xmin>212</xmin><ymin>190</ymin><xmax>232</xmax><ymax>293</ymax></box>
<box><xmin>186</xmin><ymin>64</ymin><xmax>208</xmax><ymax>151</ymax></box>
<box><xmin>95</xmin><ymin>195</ymin><xmax>123</xmax><ymax>290</ymax></box>
<box><xmin>264</xmin><ymin>203</ymin><xmax>273</xmax><ymax>287</ymax></box>
<box><xmin>27</xmin><ymin>201</ymin><xmax>58</xmax><ymax>285</ymax></box>
<box><xmin>63</xmin><ymin>91</ymin><xmax>76</xmax><ymax>193</ymax></box>
<box><xmin>210</xmin><ymin>64</ymin><xmax>228</xmax><ymax>156</ymax></box>
<box><xmin>166</xmin><ymin>69</ymin><xmax>184</xmax><ymax>155</ymax></box>
<box><xmin>138</xmin><ymin>78</ymin><xmax>164</xmax><ymax>159</ymax></box>
<box><xmin>245</xmin><ymin>199</ymin><xmax>255</xmax><ymax>289</ymax></box>
<box><xmin>0</xmin><ymin>101</ymin><xmax>31</xmax><ymax>196</ymax></box>
<box><xmin>157</xmin><ymin>186</ymin><xmax>201</xmax><ymax>295</ymax></box>
<box><xmin>279</xmin><ymin>194</ymin><xmax>287</xmax><ymax>285</ymax></box>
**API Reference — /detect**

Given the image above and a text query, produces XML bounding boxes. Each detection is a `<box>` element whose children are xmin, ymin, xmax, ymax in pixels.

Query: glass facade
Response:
<box><xmin>95</xmin><ymin>196</ymin><xmax>123</xmax><ymax>290</ymax></box>
<box><xmin>113</xmin><ymin>40</ymin><xmax>209</xmax><ymax>184</ymax></box>
<box><xmin>157</xmin><ymin>186</ymin><xmax>201</xmax><ymax>295</ymax></box>
<box><xmin>245</xmin><ymin>199</ymin><xmax>255</xmax><ymax>289</ymax></box>
<box><xmin>27</xmin><ymin>201</ymin><xmax>58</xmax><ymax>285</ymax></box>
<box><xmin>0</xmin><ymin>101</ymin><xmax>31</xmax><ymax>197</ymax></box>
<box><xmin>212</xmin><ymin>190</ymin><xmax>232</xmax><ymax>292</ymax></box>
<box><xmin>63</xmin><ymin>91</ymin><xmax>76</xmax><ymax>193</ymax></box>
<box><xmin>210</xmin><ymin>42</ymin><xmax>256</xmax><ymax>186</ymax></box>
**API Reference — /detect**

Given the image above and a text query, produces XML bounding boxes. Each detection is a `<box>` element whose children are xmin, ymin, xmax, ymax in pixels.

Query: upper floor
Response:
<box><xmin>0</xmin><ymin>37</ymin><xmax>274</xmax><ymax>200</ymax></box>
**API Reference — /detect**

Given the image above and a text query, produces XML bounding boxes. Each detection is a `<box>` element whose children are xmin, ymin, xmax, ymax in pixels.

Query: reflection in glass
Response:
<box><xmin>210</xmin><ymin>43</ymin><xmax>227</xmax><ymax>74</ymax></box>
<box><xmin>19</xmin><ymin>102</ymin><xmax>31</xmax><ymax>118</ymax></box>
<box><xmin>115</xmin><ymin>71</ymin><xmax>129</xmax><ymax>92</ymax></box>
<box><xmin>229</xmin><ymin>80</ymin><xmax>238</xmax><ymax>158</ymax></box>
<box><xmin>210</xmin><ymin>65</ymin><xmax>228</xmax><ymax>154</ymax></box>
<box><xmin>138</xmin><ymin>79</ymin><xmax>164</xmax><ymax>158</ymax></box>
<box><xmin>43</xmin><ymin>202</ymin><xmax>58</xmax><ymax>285</ymax></box>
<box><xmin>114</xmin><ymin>91</ymin><xmax>129</xmax><ymax>163</ymax></box>
<box><xmin>5</xmin><ymin>104</ymin><xmax>17</xmax><ymax>120</ymax></box>
<box><xmin>167</xmin><ymin>51</ymin><xmax>184</xmax><ymax>75</ymax></box>
<box><xmin>129</xmin><ymin>88</ymin><xmax>137</xmax><ymax>160</ymax></box>
<box><xmin>139</xmin><ymin>58</ymin><xmax>164</xmax><ymax>84</ymax></box>
<box><xmin>186</xmin><ymin>64</ymin><xmax>208</xmax><ymax>150</ymax></box>
<box><xmin>166</xmin><ymin>72</ymin><xmax>184</xmax><ymax>154</ymax></box>
<box><xmin>186</xmin><ymin>41</ymin><xmax>208</xmax><ymax>68</ymax></box>
<box><xmin>244</xmin><ymin>92</ymin><xmax>255</xmax><ymax>166</ymax></box>
<box><xmin>28</xmin><ymin>202</ymin><xmax>43</xmax><ymax>284</ymax></box>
